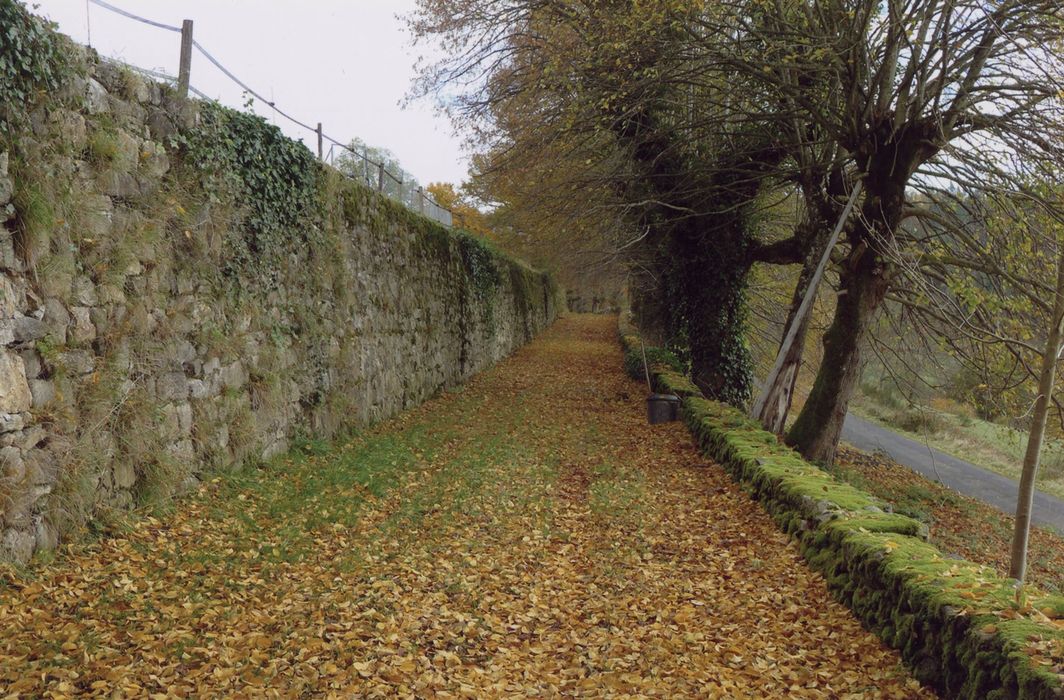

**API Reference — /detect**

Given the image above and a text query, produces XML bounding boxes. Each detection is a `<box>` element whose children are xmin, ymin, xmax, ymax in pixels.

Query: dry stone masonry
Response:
<box><xmin>0</xmin><ymin>42</ymin><xmax>558</xmax><ymax>563</ymax></box>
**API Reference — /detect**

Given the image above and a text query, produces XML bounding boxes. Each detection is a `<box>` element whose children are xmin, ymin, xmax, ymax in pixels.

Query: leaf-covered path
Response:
<box><xmin>0</xmin><ymin>315</ymin><xmax>931</xmax><ymax>698</ymax></box>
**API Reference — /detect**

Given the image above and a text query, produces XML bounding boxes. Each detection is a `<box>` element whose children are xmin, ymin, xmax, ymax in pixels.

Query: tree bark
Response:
<box><xmin>786</xmin><ymin>242</ymin><xmax>889</xmax><ymax>464</ymax></box>
<box><xmin>1009</xmin><ymin>247</ymin><xmax>1064</xmax><ymax>582</ymax></box>
<box><xmin>754</xmin><ymin>182</ymin><xmax>859</xmax><ymax>433</ymax></box>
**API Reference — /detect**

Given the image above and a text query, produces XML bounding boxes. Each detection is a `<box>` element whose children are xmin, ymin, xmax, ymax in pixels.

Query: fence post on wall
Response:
<box><xmin>418</xmin><ymin>187</ymin><xmax>425</xmax><ymax>215</ymax></box>
<box><xmin>398</xmin><ymin>179</ymin><xmax>404</xmax><ymax>203</ymax></box>
<box><xmin>177</xmin><ymin>20</ymin><xmax>194</xmax><ymax>99</ymax></box>
<box><xmin>316</xmin><ymin>123</ymin><xmax>323</xmax><ymax>161</ymax></box>
<box><xmin>377</xmin><ymin>163</ymin><xmax>385</xmax><ymax>193</ymax></box>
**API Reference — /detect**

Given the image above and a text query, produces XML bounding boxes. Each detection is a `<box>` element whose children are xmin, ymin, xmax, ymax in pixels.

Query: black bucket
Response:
<box><xmin>646</xmin><ymin>393</ymin><xmax>681</xmax><ymax>424</ymax></box>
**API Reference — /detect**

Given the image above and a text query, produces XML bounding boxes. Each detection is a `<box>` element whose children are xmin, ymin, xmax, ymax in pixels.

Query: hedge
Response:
<box><xmin>620</xmin><ymin>331</ymin><xmax>1064</xmax><ymax>699</ymax></box>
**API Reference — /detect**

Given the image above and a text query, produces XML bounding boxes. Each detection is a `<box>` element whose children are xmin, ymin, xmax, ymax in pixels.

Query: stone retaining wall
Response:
<box><xmin>620</xmin><ymin>331</ymin><xmax>1063</xmax><ymax>699</ymax></box>
<box><xmin>0</xmin><ymin>41</ymin><xmax>558</xmax><ymax>563</ymax></box>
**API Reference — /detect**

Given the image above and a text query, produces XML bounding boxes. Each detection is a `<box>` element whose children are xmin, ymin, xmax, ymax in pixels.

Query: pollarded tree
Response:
<box><xmin>408</xmin><ymin>0</ymin><xmax>857</xmax><ymax>404</ymax></box>
<box><xmin>693</xmin><ymin>0</ymin><xmax>1064</xmax><ymax>463</ymax></box>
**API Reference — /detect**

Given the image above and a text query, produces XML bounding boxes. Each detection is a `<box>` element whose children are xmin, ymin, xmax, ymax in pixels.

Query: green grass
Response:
<box><xmin>87</xmin><ymin>128</ymin><xmax>120</xmax><ymax>166</ymax></box>
<box><xmin>181</xmin><ymin>386</ymin><xmax>552</xmax><ymax>572</ymax></box>
<box><xmin>210</xmin><ymin>422</ymin><xmax>449</xmax><ymax>563</ymax></box>
<box><xmin>850</xmin><ymin>393</ymin><xmax>1064</xmax><ymax>501</ymax></box>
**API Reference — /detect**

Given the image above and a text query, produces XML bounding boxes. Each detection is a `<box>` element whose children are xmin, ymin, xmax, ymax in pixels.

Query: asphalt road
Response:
<box><xmin>841</xmin><ymin>413</ymin><xmax>1064</xmax><ymax>534</ymax></box>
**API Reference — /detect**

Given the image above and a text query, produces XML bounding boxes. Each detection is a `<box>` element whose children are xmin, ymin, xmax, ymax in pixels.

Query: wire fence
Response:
<box><xmin>84</xmin><ymin>0</ymin><xmax>454</xmax><ymax>227</ymax></box>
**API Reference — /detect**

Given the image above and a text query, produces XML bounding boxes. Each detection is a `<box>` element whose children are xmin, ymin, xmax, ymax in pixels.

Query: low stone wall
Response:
<box><xmin>620</xmin><ymin>332</ymin><xmax>1064</xmax><ymax>699</ymax></box>
<box><xmin>0</xmin><ymin>34</ymin><xmax>558</xmax><ymax>563</ymax></box>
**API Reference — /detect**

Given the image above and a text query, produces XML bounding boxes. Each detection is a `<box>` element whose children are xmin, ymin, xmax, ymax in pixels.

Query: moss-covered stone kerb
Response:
<box><xmin>0</xmin><ymin>9</ymin><xmax>559</xmax><ymax>566</ymax></box>
<box><xmin>619</xmin><ymin>331</ymin><xmax>1064</xmax><ymax>699</ymax></box>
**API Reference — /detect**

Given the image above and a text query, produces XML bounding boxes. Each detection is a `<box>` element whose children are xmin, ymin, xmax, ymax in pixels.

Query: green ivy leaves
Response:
<box><xmin>457</xmin><ymin>231</ymin><xmax>499</xmax><ymax>302</ymax></box>
<box><xmin>177</xmin><ymin>102</ymin><xmax>320</xmax><ymax>269</ymax></box>
<box><xmin>0</xmin><ymin>0</ymin><xmax>66</xmax><ymax>136</ymax></box>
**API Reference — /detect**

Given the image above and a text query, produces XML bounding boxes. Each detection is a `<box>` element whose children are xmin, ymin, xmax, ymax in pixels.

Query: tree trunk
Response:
<box><xmin>786</xmin><ymin>245</ymin><xmax>889</xmax><ymax>464</ymax></box>
<box><xmin>755</xmin><ymin>233</ymin><xmax>825</xmax><ymax>433</ymax></box>
<box><xmin>752</xmin><ymin>176</ymin><xmax>858</xmax><ymax>434</ymax></box>
<box><xmin>1009</xmin><ymin>247</ymin><xmax>1064</xmax><ymax>582</ymax></box>
<box><xmin>673</xmin><ymin>217</ymin><xmax>753</xmax><ymax>405</ymax></box>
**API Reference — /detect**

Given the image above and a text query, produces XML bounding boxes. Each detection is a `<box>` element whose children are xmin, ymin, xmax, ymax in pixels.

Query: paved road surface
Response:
<box><xmin>841</xmin><ymin>414</ymin><xmax>1064</xmax><ymax>533</ymax></box>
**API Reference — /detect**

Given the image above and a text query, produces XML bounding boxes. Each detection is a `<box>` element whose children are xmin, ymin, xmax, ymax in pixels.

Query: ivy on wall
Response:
<box><xmin>0</xmin><ymin>0</ymin><xmax>67</xmax><ymax>136</ymax></box>
<box><xmin>177</xmin><ymin>102</ymin><xmax>321</xmax><ymax>268</ymax></box>
<box><xmin>456</xmin><ymin>231</ymin><xmax>499</xmax><ymax>303</ymax></box>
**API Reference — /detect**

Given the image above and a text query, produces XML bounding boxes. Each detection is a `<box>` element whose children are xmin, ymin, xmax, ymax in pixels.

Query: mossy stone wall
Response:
<box><xmin>0</xmin><ymin>34</ymin><xmax>558</xmax><ymax>564</ymax></box>
<box><xmin>620</xmin><ymin>332</ymin><xmax>1064</xmax><ymax>699</ymax></box>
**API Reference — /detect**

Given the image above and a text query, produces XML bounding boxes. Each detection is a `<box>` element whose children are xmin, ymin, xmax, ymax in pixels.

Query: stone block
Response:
<box><xmin>82</xmin><ymin>194</ymin><xmax>113</xmax><ymax>239</ymax></box>
<box><xmin>0</xmin><ymin>351</ymin><xmax>31</xmax><ymax>413</ymax></box>
<box><xmin>2</xmin><ymin>485</ymin><xmax>31</xmax><ymax>529</ymax></box>
<box><xmin>25</xmin><ymin>448</ymin><xmax>60</xmax><ymax>487</ymax></box>
<box><xmin>16</xmin><ymin>425</ymin><xmax>46</xmax><ymax>451</ymax></box>
<box><xmin>157</xmin><ymin>372</ymin><xmax>189</xmax><ymax>401</ymax></box>
<box><xmin>57</xmin><ymin>350</ymin><xmax>95</xmax><ymax>375</ymax></box>
<box><xmin>188</xmin><ymin>378</ymin><xmax>210</xmax><ymax>400</ymax></box>
<box><xmin>84</xmin><ymin>78</ymin><xmax>109</xmax><ymax>115</ymax></box>
<box><xmin>11</xmin><ymin>315</ymin><xmax>47</xmax><ymax>343</ymax></box>
<box><xmin>18</xmin><ymin>346</ymin><xmax>40</xmax><ymax>376</ymax></box>
<box><xmin>42</xmin><ymin>298</ymin><xmax>70</xmax><ymax>344</ymax></box>
<box><xmin>139</xmin><ymin>141</ymin><xmax>170</xmax><ymax>180</ymax></box>
<box><xmin>29</xmin><ymin>379</ymin><xmax>55</xmax><ymax>408</ymax></box>
<box><xmin>52</xmin><ymin>110</ymin><xmax>87</xmax><ymax>152</ymax></box>
<box><xmin>166</xmin><ymin>439</ymin><xmax>195</xmax><ymax>464</ymax></box>
<box><xmin>1</xmin><ymin>446</ymin><xmax>25</xmax><ymax>482</ymax></box>
<box><xmin>98</xmin><ymin>170</ymin><xmax>141</xmax><ymax>199</ymax></box>
<box><xmin>112</xmin><ymin>459</ymin><xmax>136</xmax><ymax>490</ymax></box>
<box><xmin>110</xmin><ymin>100</ymin><xmax>147</xmax><ymax>133</ymax></box>
<box><xmin>146</xmin><ymin>108</ymin><xmax>178</xmax><ymax>143</ymax></box>
<box><xmin>220</xmin><ymin>361</ymin><xmax>247</xmax><ymax>389</ymax></box>
<box><xmin>159</xmin><ymin>402</ymin><xmax>193</xmax><ymax>442</ymax></box>
<box><xmin>0</xmin><ymin>152</ymin><xmax>10</xmax><ymax>207</ymax></box>
<box><xmin>0</xmin><ymin>413</ymin><xmax>23</xmax><ymax>434</ymax></box>
<box><xmin>70</xmin><ymin>306</ymin><xmax>96</xmax><ymax>344</ymax></box>
<box><xmin>0</xmin><ymin>274</ymin><xmax>18</xmax><ymax>317</ymax></box>
<box><xmin>95</xmin><ymin>284</ymin><xmax>126</xmax><ymax>306</ymax></box>
<box><xmin>164</xmin><ymin>339</ymin><xmax>197</xmax><ymax>367</ymax></box>
<box><xmin>72</xmin><ymin>276</ymin><xmax>98</xmax><ymax>306</ymax></box>
<box><xmin>0</xmin><ymin>229</ymin><xmax>18</xmax><ymax>272</ymax></box>
<box><xmin>0</xmin><ymin>530</ymin><xmax>34</xmax><ymax>565</ymax></box>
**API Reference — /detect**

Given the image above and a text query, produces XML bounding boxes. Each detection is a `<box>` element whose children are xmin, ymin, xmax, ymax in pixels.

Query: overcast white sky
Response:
<box><xmin>31</xmin><ymin>0</ymin><xmax>470</xmax><ymax>186</ymax></box>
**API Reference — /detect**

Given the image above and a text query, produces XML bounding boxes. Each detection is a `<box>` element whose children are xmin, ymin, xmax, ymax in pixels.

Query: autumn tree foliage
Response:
<box><xmin>409</xmin><ymin>0</ymin><xmax>1064</xmax><ymax>466</ymax></box>
<box><xmin>893</xmin><ymin>179</ymin><xmax>1064</xmax><ymax>581</ymax></box>
<box><xmin>411</xmin><ymin>0</ymin><xmax>821</xmax><ymax>404</ymax></box>
<box><xmin>425</xmin><ymin>182</ymin><xmax>497</xmax><ymax>241</ymax></box>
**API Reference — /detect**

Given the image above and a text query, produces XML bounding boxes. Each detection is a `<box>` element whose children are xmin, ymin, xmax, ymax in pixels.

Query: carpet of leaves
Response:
<box><xmin>0</xmin><ymin>316</ymin><xmax>932</xmax><ymax>698</ymax></box>
<box><xmin>834</xmin><ymin>447</ymin><xmax>1064</xmax><ymax>594</ymax></box>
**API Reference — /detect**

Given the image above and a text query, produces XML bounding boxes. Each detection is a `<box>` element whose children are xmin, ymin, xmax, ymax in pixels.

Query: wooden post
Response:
<box><xmin>418</xmin><ymin>187</ymin><xmax>425</xmax><ymax>215</ymax></box>
<box><xmin>398</xmin><ymin>179</ymin><xmax>404</xmax><ymax>202</ymax></box>
<box><xmin>751</xmin><ymin>180</ymin><xmax>863</xmax><ymax>426</ymax></box>
<box><xmin>316</xmin><ymin>123</ymin><xmax>323</xmax><ymax>161</ymax></box>
<box><xmin>177</xmin><ymin>20</ymin><xmax>194</xmax><ymax>99</ymax></box>
<box><xmin>377</xmin><ymin>163</ymin><xmax>385</xmax><ymax>193</ymax></box>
